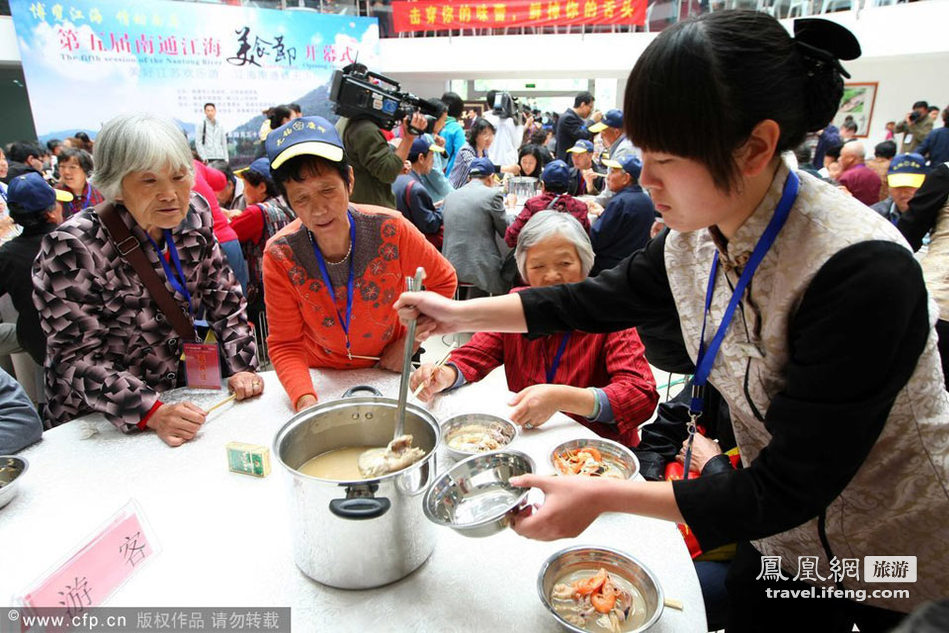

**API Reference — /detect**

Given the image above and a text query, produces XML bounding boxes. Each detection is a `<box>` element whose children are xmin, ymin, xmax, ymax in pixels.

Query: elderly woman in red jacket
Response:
<box><xmin>411</xmin><ymin>210</ymin><xmax>657</xmax><ymax>447</ymax></box>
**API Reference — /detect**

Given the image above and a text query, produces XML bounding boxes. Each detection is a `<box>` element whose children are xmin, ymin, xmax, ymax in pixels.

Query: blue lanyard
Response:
<box><xmin>545</xmin><ymin>333</ymin><xmax>571</xmax><ymax>383</ymax></box>
<box><xmin>309</xmin><ymin>212</ymin><xmax>356</xmax><ymax>358</ymax></box>
<box><xmin>144</xmin><ymin>229</ymin><xmax>193</xmax><ymax>317</ymax></box>
<box><xmin>81</xmin><ymin>184</ymin><xmax>93</xmax><ymax>210</ymax></box>
<box><xmin>682</xmin><ymin>171</ymin><xmax>800</xmax><ymax>478</ymax></box>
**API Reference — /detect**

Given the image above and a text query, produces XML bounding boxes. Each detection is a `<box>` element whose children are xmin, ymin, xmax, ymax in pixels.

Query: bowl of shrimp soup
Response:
<box><xmin>538</xmin><ymin>545</ymin><xmax>664</xmax><ymax>633</ymax></box>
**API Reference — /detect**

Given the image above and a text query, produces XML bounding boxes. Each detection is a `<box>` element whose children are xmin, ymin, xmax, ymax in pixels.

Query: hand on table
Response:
<box><xmin>228</xmin><ymin>371</ymin><xmax>264</xmax><ymax>401</ymax></box>
<box><xmin>508</xmin><ymin>384</ymin><xmax>565</xmax><ymax>429</ymax></box>
<box><xmin>509</xmin><ymin>473</ymin><xmax>616</xmax><ymax>541</ymax></box>
<box><xmin>148</xmin><ymin>402</ymin><xmax>207</xmax><ymax>447</ymax></box>
<box><xmin>676</xmin><ymin>434</ymin><xmax>722</xmax><ymax>474</ymax></box>
<box><xmin>295</xmin><ymin>394</ymin><xmax>318</xmax><ymax>412</ymax></box>
<box><xmin>409</xmin><ymin>363</ymin><xmax>457</xmax><ymax>402</ymax></box>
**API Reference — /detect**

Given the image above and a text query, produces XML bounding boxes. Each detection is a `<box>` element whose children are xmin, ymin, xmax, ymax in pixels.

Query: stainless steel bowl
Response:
<box><xmin>423</xmin><ymin>450</ymin><xmax>534</xmax><ymax>538</ymax></box>
<box><xmin>538</xmin><ymin>545</ymin><xmax>664</xmax><ymax>633</ymax></box>
<box><xmin>550</xmin><ymin>438</ymin><xmax>640</xmax><ymax>479</ymax></box>
<box><xmin>0</xmin><ymin>456</ymin><xmax>29</xmax><ymax>510</ymax></box>
<box><xmin>441</xmin><ymin>413</ymin><xmax>518</xmax><ymax>461</ymax></box>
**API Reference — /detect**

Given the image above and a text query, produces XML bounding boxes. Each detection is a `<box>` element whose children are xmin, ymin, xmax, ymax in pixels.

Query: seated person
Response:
<box><xmin>566</xmin><ymin>139</ymin><xmax>605</xmax><ymax>196</ymax></box>
<box><xmin>517</xmin><ymin>144</ymin><xmax>548</xmax><ymax>179</ymax></box>
<box><xmin>871</xmin><ymin>153</ymin><xmax>928</xmax><ymax>225</ymax></box>
<box><xmin>33</xmin><ymin>113</ymin><xmax>261</xmax><ymax>446</ymax></box>
<box><xmin>0</xmin><ymin>367</ymin><xmax>42</xmax><ymax>454</ymax></box>
<box><xmin>411</xmin><ymin>211</ymin><xmax>658</xmax><ymax>447</ymax></box>
<box><xmin>261</xmin><ymin>116</ymin><xmax>457</xmax><ymax>412</ymax></box>
<box><xmin>393</xmin><ymin>138</ymin><xmax>446</xmax><ymax>249</ymax></box>
<box><xmin>505</xmin><ymin>160</ymin><xmax>591</xmax><ymax>248</ymax></box>
<box><xmin>590</xmin><ymin>156</ymin><xmax>656</xmax><ymax>274</ymax></box>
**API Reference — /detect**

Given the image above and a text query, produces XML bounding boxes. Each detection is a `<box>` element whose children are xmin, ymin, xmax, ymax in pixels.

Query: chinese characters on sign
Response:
<box><xmin>756</xmin><ymin>555</ymin><xmax>917</xmax><ymax>585</ymax></box>
<box><xmin>22</xmin><ymin>503</ymin><xmax>156</xmax><ymax>617</ymax></box>
<box><xmin>392</xmin><ymin>0</ymin><xmax>647</xmax><ymax>33</ymax></box>
<box><xmin>227</xmin><ymin>26</ymin><xmax>297</xmax><ymax>67</ymax></box>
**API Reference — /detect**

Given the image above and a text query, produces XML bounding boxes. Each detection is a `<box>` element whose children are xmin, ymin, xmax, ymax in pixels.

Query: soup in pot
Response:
<box><xmin>298</xmin><ymin>435</ymin><xmax>427</xmax><ymax>480</ymax></box>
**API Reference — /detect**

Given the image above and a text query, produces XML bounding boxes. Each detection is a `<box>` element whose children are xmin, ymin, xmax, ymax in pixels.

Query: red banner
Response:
<box><xmin>392</xmin><ymin>0</ymin><xmax>646</xmax><ymax>34</ymax></box>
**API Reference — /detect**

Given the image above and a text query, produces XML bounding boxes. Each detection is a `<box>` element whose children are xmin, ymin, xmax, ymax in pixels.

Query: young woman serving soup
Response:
<box><xmin>396</xmin><ymin>12</ymin><xmax>949</xmax><ymax>631</ymax></box>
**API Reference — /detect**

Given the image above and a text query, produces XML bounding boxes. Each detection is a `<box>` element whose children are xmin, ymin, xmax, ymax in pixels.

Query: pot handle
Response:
<box><xmin>329</xmin><ymin>497</ymin><xmax>391</xmax><ymax>520</ymax></box>
<box><xmin>342</xmin><ymin>385</ymin><xmax>383</xmax><ymax>398</ymax></box>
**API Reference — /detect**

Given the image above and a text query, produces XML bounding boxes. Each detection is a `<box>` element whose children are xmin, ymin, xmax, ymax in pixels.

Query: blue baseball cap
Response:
<box><xmin>238</xmin><ymin>157</ymin><xmax>272</xmax><ymax>181</ymax></box>
<box><xmin>408</xmin><ymin>137</ymin><xmax>446</xmax><ymax>162</ymax></box>
<box><xmin>266</xmin><ymin>116</ymin><xmax>344</xmax><ymax>170</ymax></box>
<box><xmin>887</xmin><ymin>153</ymin><xmax>928</xmax><ymax>188</ymax></box>
<box><xmin>7</xmin><ymin>172</ymin><xmax>72</xmax><ymax>213</ymax></box>
<box><xmin>589</xmin><ymin>109</ymin><xmax>623</xmax><ymax>133</ymax></box>
<box><xmin>541</xmin><ymin>160</ymin><xmax>571</xmax><ymax>188</ymax></box>
<box><xmin>468</xmin><ymin>157</ymin><xmax>495</xmax><ymax>178</ymax></box>
<box><xmin>566</xmin><ymin>139</ymin><xmax>595</xmax><ymax>154</ymax></box>
<box><xmin>602</xmin><ymin>155</ymin><xmax>642</xmax><ymax>180</ymax></box>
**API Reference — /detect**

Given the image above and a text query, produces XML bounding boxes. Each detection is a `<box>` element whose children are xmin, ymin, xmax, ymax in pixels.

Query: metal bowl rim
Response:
<box><xmin>271</xmin><ymin>396</ymin><xmax>440</xmax><ymax>484</ymax></box>
<box><xmin>536</xmin><ymin>544</ymin><xmax>665</xmax><ymax>633</ymax></box>
<box><xmin>423</xmin><ymin>449</ymin><xmax>534</xmax><ymax>531</ymax></box>
<box><xmin>548</xmin><ymin>437</ymin><xmax>640</xmax><ymax>479</ymax></box>
<box><xmin>440</xmin><ymin>413</ymin><xmax>518</xmax><ymax>458</ymax></box>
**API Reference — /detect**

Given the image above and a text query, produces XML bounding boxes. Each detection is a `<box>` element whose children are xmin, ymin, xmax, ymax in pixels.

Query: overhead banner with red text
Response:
<box><xmin>392</xmin><ymin>0</ymin><xmax>646</xmax><ymax>33</ymax></box>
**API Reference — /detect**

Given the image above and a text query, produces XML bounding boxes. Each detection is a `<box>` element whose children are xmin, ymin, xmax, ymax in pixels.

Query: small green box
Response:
<box><xmin>226</xmin><ymin>442</ymin><xmax>271</xmax><ymax>477</ymax></box>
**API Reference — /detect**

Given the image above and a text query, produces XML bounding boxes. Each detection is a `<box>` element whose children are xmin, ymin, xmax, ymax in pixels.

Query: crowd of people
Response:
<box><xmin>0</xmin><ymin>9</ymin><xmax>947</xmax><ymax>632</ymax></box>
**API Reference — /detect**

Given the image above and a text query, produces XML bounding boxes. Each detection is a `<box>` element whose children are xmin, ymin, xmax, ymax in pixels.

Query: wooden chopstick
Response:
<box><xmin>412</xmin><ymin>344</ymin><xmax>457</xmax><ymax>397</ymax></box>
<box><xmin>663</xmin><ymin>598</ymin><xmax>684</xmax><ymax>611</ymax></box>
<box><xmin>206</xmin><ymin>393</ymin><xmax>237</xmax><ymax>414</ymax></box>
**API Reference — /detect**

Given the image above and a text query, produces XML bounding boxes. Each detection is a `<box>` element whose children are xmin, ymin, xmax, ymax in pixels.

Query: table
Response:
<box><xmin>0</xmin><ymin>369</ymin><xmax>706</xmax><ymax>632</ymax></box>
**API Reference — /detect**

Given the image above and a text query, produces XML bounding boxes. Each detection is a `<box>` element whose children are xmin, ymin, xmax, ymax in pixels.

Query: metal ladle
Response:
<box><xmin>394</xmin><ymin>267</ymin><xmax>425</xmax><ymax>440</ymax></box>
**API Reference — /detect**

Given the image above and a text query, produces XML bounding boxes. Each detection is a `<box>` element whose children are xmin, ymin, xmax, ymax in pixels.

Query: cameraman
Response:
<box><xmin>895</xmin><ymin>100</ymin><xmax>934</xmax><ymax>154</ymax></box>
<box><xmin>483</xmin><ymin>90</ymin><xmax>527</xmax><ymax>167</ymax></box>
<box><xmin>336</xmin><ymin>109</ymin><xmax>428</xmax><ymax>209</ymax></box>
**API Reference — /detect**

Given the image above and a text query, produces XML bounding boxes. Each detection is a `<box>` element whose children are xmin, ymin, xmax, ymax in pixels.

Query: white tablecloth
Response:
<box><xmin>0</xmin><ymin>369</ymin><xmax>706</xmax><ymax>632</ymax></box>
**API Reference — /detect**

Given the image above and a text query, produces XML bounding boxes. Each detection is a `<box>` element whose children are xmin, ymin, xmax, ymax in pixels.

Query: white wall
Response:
<box><xmin>846</xmin><ymin>52</ymin><xmax>949</xmax><ymax>150</ymax></box>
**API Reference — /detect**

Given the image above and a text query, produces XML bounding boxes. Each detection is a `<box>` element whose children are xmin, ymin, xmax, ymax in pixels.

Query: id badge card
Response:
<box><xmin>183</xmin><ymin>342</ymin><xmax>221</xmax><ymax>389</ymax></box>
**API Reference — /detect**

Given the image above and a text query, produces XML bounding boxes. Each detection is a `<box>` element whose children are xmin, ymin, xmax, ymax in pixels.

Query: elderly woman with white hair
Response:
<box><xmin>33</xmin><ymin>113</ymin><xmax>261</xmax><ymax>447</ymax></box>
<box><xmin>410</xmin><ymin>211</ymin><xmax>658</xmax><ymax>447</ymax></box>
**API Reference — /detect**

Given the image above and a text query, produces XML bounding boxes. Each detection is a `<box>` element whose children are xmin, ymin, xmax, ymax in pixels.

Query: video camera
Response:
<box><xmin>330</xmin><ymin>63</ymin><xmax>441</xmax><ymax>135</ymax></box>
<box><xmin>491</xmin><ymin>91</ymin><xmax>537</xmax><ymax>125</ymax></box>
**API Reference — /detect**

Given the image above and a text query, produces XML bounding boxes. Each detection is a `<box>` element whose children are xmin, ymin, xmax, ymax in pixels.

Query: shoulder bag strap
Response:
<box><xmin>96</xmin><ymin>202</ymin><xmax>196</xmax><ymax>342</ymax></box>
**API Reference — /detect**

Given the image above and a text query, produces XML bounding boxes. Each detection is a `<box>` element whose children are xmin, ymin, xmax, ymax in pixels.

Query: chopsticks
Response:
<box><xmin>412</xmin><ymin>343</ymin><xmax>458</xmax><ymax>397</ymax></box>
<box><xmin>206</xmin><ymin>393</ymin><xmax>237</xmax><ymax>414</ymax></box>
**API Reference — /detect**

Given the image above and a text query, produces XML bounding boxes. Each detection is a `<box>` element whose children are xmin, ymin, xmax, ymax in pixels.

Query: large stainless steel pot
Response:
<box><xmin>273</xmin><ymin>385</ymin><xmax>440</xmax><ymax>589</ymax></box>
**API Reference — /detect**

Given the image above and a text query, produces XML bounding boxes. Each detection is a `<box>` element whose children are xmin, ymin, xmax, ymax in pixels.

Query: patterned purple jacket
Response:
<box><xmin>33</xmin><ymin>193</ymin><xmax>257</xmax><ymax>431</ymax></box>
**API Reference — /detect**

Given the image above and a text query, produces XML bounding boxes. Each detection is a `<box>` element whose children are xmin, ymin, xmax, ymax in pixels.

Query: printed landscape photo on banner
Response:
<box><xmin>8</xmin><ymin>0</ymin><xmax>380</xmax><ymax>164</ymax></box>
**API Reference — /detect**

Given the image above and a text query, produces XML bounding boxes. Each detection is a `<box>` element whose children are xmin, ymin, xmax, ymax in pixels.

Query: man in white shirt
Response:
<box><xmin>483</xmin><ymin>90</ymin><xmax>524</xmax><ymax>167</ymax></box>
<box><xmin>195</xmin><ymin>102</ymin><xmax>229</xmax><ymax>167</ymax></box>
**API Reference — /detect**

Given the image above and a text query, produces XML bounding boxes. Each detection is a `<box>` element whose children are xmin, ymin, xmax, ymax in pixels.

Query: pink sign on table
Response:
<box><xmin>20</xmin><ymin>502</ymin><xmax>158</xmax><ymax>620</ymax></box>
<box><xmin>183</xmin><ymin>342</ymin><xmax>222</xmax><ymax>390</ymax></box>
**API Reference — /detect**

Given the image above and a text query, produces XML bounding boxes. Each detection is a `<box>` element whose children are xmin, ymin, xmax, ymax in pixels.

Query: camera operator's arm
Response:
<box><xmin>394</xmin><ymin>112</ymin><xmax>429</xmax><ymax>162</ymax></box>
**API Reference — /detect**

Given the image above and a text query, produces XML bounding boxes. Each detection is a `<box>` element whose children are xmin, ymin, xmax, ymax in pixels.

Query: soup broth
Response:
<box><xmin>550</xmin><ymin>567</ymin><xmax>648</xmax><ymax>633</ymax></box>
<box><xmin>299</xmin><ymin>447</ymin><xmax>378</xmax><ymax>481</ymax></box>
